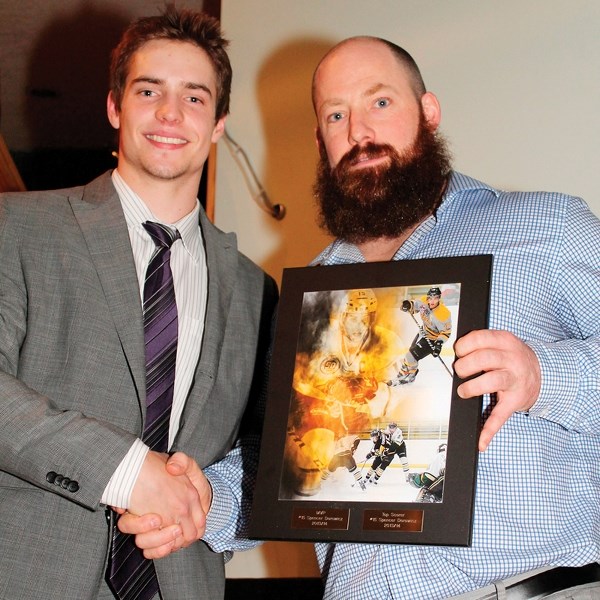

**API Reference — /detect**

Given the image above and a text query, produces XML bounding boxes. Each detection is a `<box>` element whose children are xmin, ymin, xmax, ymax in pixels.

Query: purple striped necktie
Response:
<box><xmin>106</xmin><ymin>221</ymin><xmax>180</xmax><ymax>600</ymax></box>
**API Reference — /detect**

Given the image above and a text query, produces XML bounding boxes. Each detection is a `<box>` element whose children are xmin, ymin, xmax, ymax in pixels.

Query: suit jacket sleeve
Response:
<box><xmin>0</xmin><ymin>182</ymin><xmax>144</xmax><ymax>510</ymax></box>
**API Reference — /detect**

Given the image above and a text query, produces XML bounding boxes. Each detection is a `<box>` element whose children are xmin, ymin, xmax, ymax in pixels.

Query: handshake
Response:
<box><xmin>112</xmin><ymin>451</ymin><xmax>209</xmax><ymax>560</ymax></box>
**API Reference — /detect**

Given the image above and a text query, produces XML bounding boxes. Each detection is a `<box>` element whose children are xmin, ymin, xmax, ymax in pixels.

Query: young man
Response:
<box><xmin>310</xmin><ymin>36</ymin><xmax>600</xmax><ymax>599</ymax></box>
<box><xmin>0</xmin><ymin>7</ymin><xmax>276</xmax><ymax>600</ymax></box>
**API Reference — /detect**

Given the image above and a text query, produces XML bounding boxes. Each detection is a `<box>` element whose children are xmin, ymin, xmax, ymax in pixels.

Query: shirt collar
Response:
<box><xmin>442</xmin><ymin>171</ymin><xmax>499</xmax><ymax>205</ymax></box>
<box><xmin>112</xmin><ymin>169</ymin><xmax>203</xmax><ymax>262</ymax></box>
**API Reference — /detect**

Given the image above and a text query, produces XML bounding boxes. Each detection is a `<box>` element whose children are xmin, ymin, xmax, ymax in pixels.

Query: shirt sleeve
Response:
<box><xmin>201</xmin><ymin>433</ymin><xmax>262</xmax><ymax>555</ymax></box>
<box><xmin>101</xmin><ymin>438</ymin><xmax>149</xmax><ymax>508</ymax></box>
<box><xmin>526</xmin><ymin>196</ymin><xmax>600</xmax><ymax>432</ymax></box>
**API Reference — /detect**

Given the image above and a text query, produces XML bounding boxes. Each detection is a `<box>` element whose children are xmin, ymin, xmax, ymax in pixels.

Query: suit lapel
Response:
<box><xmin>69</xmin><ymin>172</ymin><xmax>146</xmax><ymax>405</ymax></box>
<box><xmin>174</xmin><ymin>210</ymin><xmax>237</xmax><ymax>439</ymax></box>
<box><xmin>69</xmin><ymin>175</ymin><xmax>239</xmax><ymax>439</ymax></box>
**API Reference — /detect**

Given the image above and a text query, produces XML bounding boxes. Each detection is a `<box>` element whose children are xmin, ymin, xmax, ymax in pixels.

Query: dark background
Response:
<box><xmin>0</xmin><ymin>0</ymin><xmax>219</xmax><ymax>196</ymax></box>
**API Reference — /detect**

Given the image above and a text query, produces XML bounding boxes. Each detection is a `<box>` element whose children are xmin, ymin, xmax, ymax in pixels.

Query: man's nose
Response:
<box><xmin>348</xmin><ymin>112</ymin><xmax>374</xmax><ymax>146</ymax></box>
<box><xmin>156</xmin><ymin>96</ymin><xmax>183</xmax><ymax>123</ymax></box>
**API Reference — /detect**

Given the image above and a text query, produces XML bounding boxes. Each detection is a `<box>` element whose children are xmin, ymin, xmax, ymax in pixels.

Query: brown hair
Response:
<box><xmin>110</xmin><ymin>4</ymin><xmax>231</xmax><ymax>119</ymax></box>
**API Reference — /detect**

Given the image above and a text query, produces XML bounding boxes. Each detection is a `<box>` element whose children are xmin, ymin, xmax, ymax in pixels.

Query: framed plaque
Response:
<box><xmin>250</xmin><ymin>255</ymin><xmax>492</xmax><ymax>545</ymax></box>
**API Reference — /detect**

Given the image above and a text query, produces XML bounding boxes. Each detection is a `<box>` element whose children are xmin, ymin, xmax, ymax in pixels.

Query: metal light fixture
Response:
<box><xmin>223</xmin><ymin>129</ymin><xmax>285</xmax><ymax>220</ymax></box>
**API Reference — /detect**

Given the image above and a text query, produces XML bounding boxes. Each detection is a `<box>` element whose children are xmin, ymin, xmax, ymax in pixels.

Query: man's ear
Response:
<box><xmin>107</xmin><ymin>92</ymin><xmax>120</xmax><ymax>130</ymax></box>
<box><xmin>421</xmin><ymin>92</ymin><xmax>441</xmax><ymax>131</ymax></box>
<box><xmin>211</xmin><ymin>116</ymin><xmax>227</xmax><ymax>143</ymax></box>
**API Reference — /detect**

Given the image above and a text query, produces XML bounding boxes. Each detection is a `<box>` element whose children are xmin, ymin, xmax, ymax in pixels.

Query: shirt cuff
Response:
<box><xmin>525</xmin><ymin>340</ymin><xmax>578</xmax><ymax>419</ymax></box>
<box><xmin>202</xmin><ymin>467</ymin><xmax>235</xmax><ymax>537</ymax></box>
<box><xmin>101</xmin><ymin>439</ymin><xmax>149</xmax><ymax>509</ymax></box>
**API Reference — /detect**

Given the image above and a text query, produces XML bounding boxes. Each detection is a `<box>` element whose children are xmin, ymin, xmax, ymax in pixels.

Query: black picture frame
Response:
<box><xmin>250</xmin><ymin>255</ymin><xmax>492</xmax><ymax>546</ymax></box>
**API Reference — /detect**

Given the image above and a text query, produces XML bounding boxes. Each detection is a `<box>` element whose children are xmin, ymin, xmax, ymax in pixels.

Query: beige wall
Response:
<box><xmin>218</xmin><ymin>0</ymin><xmax>600</xmax><ymax>578</ymax></box>
<box><xmin>216</xmin><ymin>0</ymin><xmax>599</xmax><ymax>288</ymax></box>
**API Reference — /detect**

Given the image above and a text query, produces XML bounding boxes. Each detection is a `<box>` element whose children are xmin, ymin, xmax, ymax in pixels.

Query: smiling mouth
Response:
<box><xmin>146</xmin><ymin>134</ymin><xmax>187</xmax><ymax>145</ymax></box>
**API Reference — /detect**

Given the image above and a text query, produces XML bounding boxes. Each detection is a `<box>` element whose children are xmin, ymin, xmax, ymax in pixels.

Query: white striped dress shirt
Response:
<box><xmin>101</xmin><ymin>170</ymin><xmax>206</xmax><ymax>508</ymax></box>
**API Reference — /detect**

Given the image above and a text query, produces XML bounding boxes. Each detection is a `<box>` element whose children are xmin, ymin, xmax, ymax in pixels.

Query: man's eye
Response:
<box><xmin>327</xmin><ymin>112</ymin><xmax>343</xmax><ymax>123</ymax></box>
<box><xmin>189</xmin><ymin>94</ymin><xmax>209</xmax><ymax>105</ymax></box>
<box><xmin>375</xmin><ymin>98</ymin><xmax>390</xmax><ymax>108</ymax></box>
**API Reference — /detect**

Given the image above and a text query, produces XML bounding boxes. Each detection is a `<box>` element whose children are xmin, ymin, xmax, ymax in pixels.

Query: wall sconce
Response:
<box><xmin>223</xmin><ymin>129</ymin><xmax>285</xmax><ymax>220</ymax></box>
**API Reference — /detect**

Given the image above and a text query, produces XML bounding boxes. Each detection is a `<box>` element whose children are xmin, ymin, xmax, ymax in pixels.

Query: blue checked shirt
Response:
<box><xmin>313</xmin><ymin>172</ymin><xmax>600</xmax><ymax>599</ymax></box>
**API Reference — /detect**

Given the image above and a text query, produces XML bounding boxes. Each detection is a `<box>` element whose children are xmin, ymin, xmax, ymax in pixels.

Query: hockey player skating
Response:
<box><xmin>409</xmin><ymin>442</ymin><xmax>447</xmax><ymax>502</ymax></box>
<box><xmin>384</xmin><ymin>422</ymin><xmax>411</xmax><ymax>481</ymax></box>
<box><xmin>388</xmin><ymin>287</ymin><xmax>452</xmax><ymax>385</ymax></box>
<box><xmin>363</xmin><ymin>428</ymin><xmax>387</xmax><ymax>485</ymax></box>
<box><xmin>321</xmin><ymin>434</ymin><xmax>367</xmax><ymax>491</ymax></box>
<box><xmin>364</xmin><ymin>423</ymin><xmax>410</xmax><ymax>485</ymax></box>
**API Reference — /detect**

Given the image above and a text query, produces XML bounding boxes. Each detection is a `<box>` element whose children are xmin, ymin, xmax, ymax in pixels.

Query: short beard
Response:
<box><xmin>314</xmin><ymin>117</ymin><xmax>452</xmax><ymax>244</ymax></box>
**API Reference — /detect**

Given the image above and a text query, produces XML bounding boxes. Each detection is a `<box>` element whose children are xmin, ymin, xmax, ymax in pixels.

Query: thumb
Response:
<box><xmin>167</xmin><ymin>452</ymin><xmax>212</xmax><ymax>512</ymax></box>
<box><xmin>165</xmin><ymin>451</ymin><xmax>192</xmax><ymax>476</ymax></box>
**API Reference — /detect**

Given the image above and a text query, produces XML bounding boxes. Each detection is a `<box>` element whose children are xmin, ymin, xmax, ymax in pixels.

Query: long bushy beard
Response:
<box><xmin>314</xmin><ymin>118</ymin><xmax>452</xmax><ymax>244</ymax></box>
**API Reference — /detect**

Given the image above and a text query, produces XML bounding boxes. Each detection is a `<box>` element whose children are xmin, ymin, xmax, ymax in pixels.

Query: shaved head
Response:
<box><xmin>312</xmin><ymin>36</ymin><xmax>427</xmax><ymax>111</ymax></box>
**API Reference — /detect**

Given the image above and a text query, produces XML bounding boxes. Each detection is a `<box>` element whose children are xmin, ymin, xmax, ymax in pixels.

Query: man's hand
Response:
<box><xmin>165</xmin><ymin>451</ymin><xmax>212</xmax><ymax>514</ymax></box>
<box><xmin>116</xmin><ymin>452</ymin><xmax>212</xmax><ymax>559</ymax></box>
<box><xmin>454</xmin><ymin>329</ymin><xmax>541</xmax><ymax>452</ymax></box>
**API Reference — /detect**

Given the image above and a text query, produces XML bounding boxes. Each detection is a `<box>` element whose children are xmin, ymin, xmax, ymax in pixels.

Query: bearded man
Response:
<box><xmin>309</xmin><ymin>36</ymin><xmax>600</xmax><ymax>600</ymax></box>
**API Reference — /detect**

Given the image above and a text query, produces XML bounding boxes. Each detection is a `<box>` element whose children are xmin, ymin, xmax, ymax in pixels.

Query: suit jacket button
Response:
<box><xmin>46</xmin><ymin>471</ymin><xmax>57</xmax><ymax>484</ymax></box>
<box><xmin>67</xmin><ymin>481</ymin><xmax>79</xmax><ymax>493</ymax></box>
<box><xmin>61</xmin><ymin>477</ymin><xmax>71</xmax><ymax>489</ymax></box>
<box><xmin>54</xmin><ymin>475</ymin><xmax>64</xmax><ymax>486</ymax></box>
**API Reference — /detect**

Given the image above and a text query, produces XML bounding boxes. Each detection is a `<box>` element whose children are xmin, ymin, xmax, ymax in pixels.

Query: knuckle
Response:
<box><xmin>453</xmin><ymin>360</ymin><xmax>467</xmax><ymax>378</ymax></box>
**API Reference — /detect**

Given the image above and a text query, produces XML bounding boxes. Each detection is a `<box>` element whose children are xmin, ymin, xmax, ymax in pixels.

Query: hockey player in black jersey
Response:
<box><xmin>364</xmin><ymin>423</ymin><xmax>410</xmax><ymax>485</ymax></box>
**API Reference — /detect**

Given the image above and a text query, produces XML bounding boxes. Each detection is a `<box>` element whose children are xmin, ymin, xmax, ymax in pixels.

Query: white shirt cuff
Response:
<box><xmin>101</xmin><ymin>439</ymin><xmax>149</xmax><ymax>509</ymax></box>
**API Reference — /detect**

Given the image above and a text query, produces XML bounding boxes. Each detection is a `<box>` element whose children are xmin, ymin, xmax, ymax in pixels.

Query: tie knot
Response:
<box><xmin>143</xmin><ymin>221</ymin><xmax>181</xmax><ymax>249</ymax></box>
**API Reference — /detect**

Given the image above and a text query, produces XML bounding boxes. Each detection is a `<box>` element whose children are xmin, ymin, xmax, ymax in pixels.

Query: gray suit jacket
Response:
<box><xmin>0</xmin><ymin>172</ymin><xmax>277</xmax><ymax>599</ymax></box>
